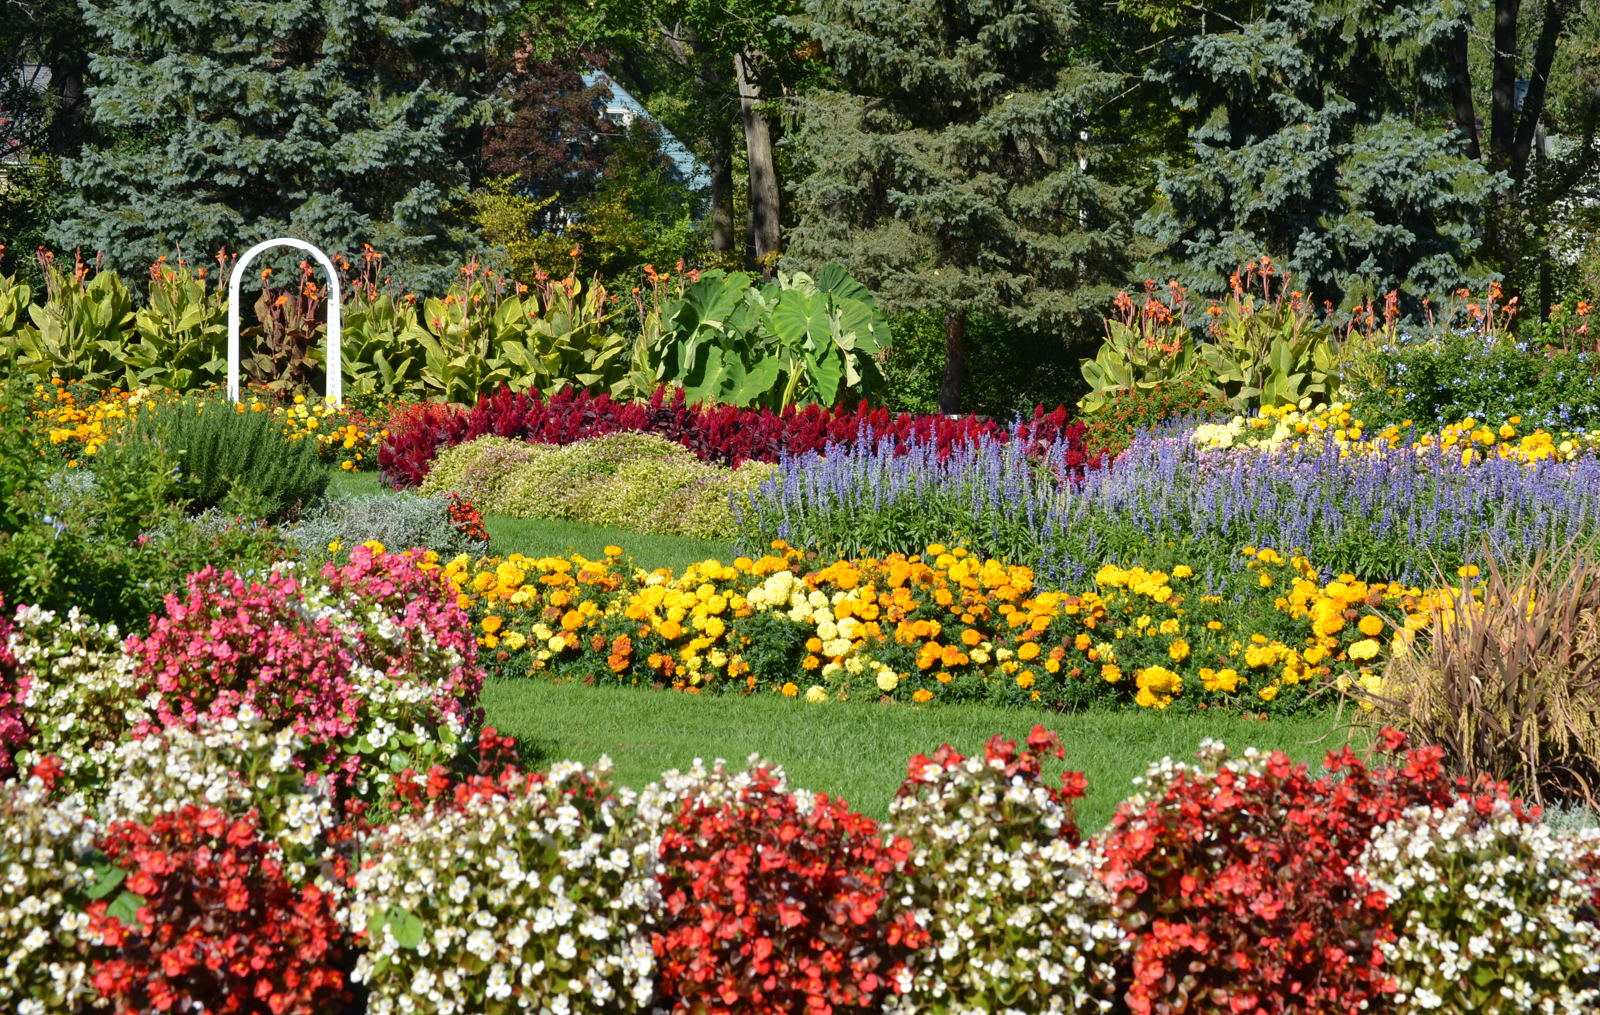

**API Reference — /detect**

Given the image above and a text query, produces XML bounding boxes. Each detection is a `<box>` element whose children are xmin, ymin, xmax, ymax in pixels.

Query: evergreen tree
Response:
<box><xmin>1136</xmin><ymin>0</ymin><xmax>1501</xmax><ymax>305</ymax></box>
<box><xmin>789</xmin><ymin>0</ymin><xmax>1133</xmax><ymax>412</ymax></box>
<box><xmin>52</xmin><ymin>0</ymin><xmax>511</xmax><ymax>289</ymax></box>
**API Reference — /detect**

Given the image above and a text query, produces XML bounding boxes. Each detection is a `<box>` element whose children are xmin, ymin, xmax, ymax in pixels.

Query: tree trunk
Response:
<box><xmin>1489</xmin><ymin>0</ymin><xmax>1521</xmax><ymax>170</ymax></box>
<box><xmin>938</xmin><ymin>308</ymin><xmax>966</xmax><ymax>415</ymax></box>
<box><xmin>735</xmin><ymin>49</ymin><xmax>781</xmax><ymax>271</ymax></box>
<box><xmin>709</xmin><ymin>127</ymin><xmax>736</xmax><ymax>255</ymax></box>
<box><xmin>1511</xmin><ymin>0</ymin><xmax>1566</xmax><ymax>182</ymax></box>
<box><xmin>1447</xmin><ymin>24</ymin><xmax>1480</xmax><ymax>160</ymax></box>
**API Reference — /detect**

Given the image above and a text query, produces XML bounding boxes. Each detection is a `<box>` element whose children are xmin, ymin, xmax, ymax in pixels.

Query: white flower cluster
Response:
<box><xmin>1360</xmin><ymin>798</ymin><xmax>1600</xmax><ymax>1014</ymax></box>
<box><xmin>349</xmin><ymin>756</ymin><xmax>660</xmax><ymax>1015</ymax></box>
<box><xmin>94</xmin><ymin>710</ymin><xmax>338</xmax><ymax>885</ymax></box>
<box><xmin>0</xmin><ymin>778</ymin><xmax>98</xmax><ymax>1013</ymax></box>
<box><xmin>6</xmin><ymin>604</ymin><xmax>146</xmax><ymax>793</ymax></box>
<box><xmin>883</xmin><ymin>752</ymin><xmax>1123</xmax><ymax>1014</ymax></box>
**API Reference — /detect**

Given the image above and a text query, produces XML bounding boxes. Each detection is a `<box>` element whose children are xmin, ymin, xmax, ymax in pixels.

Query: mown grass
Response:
<box><xmin>483</xmin><ymin>679</ymin><xmax>1366</xmax><ymax>832</ymax></box>
<box><xmin>322</xmin><ymin>468</ymin><xmax>734</xmax><ymax>571</ymax></box>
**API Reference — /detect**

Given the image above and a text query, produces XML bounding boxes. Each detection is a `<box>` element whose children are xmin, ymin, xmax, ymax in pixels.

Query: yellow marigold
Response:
<box><xmin>912</xmin><ymin>688</ymin><xmax>934</xmax><ymax>703</ymax></box>
<box><xmin>1017</xmin><ymin>641</ymin><xmax>1041</xmax><ymax>661</ymax></box>
<box><xmin>1172</xmin><ymin>565</ymin><xmax>1194</xmax><ymax>579</ymax></box>
<box><xmin>1016</xmin><ymin>671</ymin><xmax>1035</xmax><ymax>689</ymax></box>
<box><xmin>1168</xmin><ymin>639</ymin><xmax>1190</xmax><ymax>662</ymax></box>
<box><xmin>960</xmin><ymin>628</ymin><xmax>982</xmax><ymax>647</ymax></box>
<box><xmin>1134</xmin><ymin>665</ymin><xmax>1182</xmax><ymax>709</ymax></box>
<box><xmin>781</xmin><ymin>682</ymin><xmax>799</xmax><ymax>697</ymax></box>
<box><xmin>1348</xmin><ymin>638</ymin><xmax>1382</xmax><ymax>661</ymax></box>
<box><xmin>481</xmin><ymin>615</ymin><xmax>503</xmax><ymax>634</ymax></box>
<box><xmin>1101</xmin><ymin>664</ymin><xmax>1122</xmax><ymax>683</ymax></box>
<box><xmin>1357</xmin><ymin>615</ymin><xmax>1385</xmax><ymax>637</ymax></box>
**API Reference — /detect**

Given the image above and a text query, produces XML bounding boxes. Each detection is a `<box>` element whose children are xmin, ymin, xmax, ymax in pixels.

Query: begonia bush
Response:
<box><xmin>350</xmin><ymin>755</ymin><xmax>658</xmax><ymax>1015</ymax></box>
<box><xmin>884</xmin><ymin>728</ymin><xmax>1123</xmax><ymax>1014</ymax></box>
<box><xmin>1361</xmin><ymin>799</ymin><xmax>1600</xmax><ymax>1013</ymax></box>
<box><xmin>125</xmin><ymin>546</ymin><xmax>482</xmax><ymax>811</ymax></box>
<box><xmin>87</xmin><ymin>805</ymin><xmax>349</xmax><ymax>1015</ymax></box>
<box><xmin>0</xmin><ymin>774</ymin><xmax>98</xmax><ymax>1014</ymax></box>
<box><xmin>5</xmin><ymin>603</ymin><xmax>145</xmax><ymax>796</ymax></box>
<box><xmin>1095</xmin><ymin>731</ymin><xmax>1514</xmax><ymax>1015</ymax></box>
<box><xmin>649</xmin><ymin>756</ymin><xmax>923</xmax><ymax>1015</ymax></box>
<box><xmin>0</xmin><ymin>597</ymin><xmax>24</xmax><ymax>780</ymax></box>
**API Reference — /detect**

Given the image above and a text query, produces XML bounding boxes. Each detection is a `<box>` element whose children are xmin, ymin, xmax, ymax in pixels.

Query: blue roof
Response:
<box><xmin>582</xmin><ymin>70</ymin><xmax>712</xmax><ymax>192</ymax></box>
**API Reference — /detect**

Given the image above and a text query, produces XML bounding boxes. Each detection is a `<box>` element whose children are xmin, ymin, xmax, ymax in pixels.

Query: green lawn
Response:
<box><xmin>483</xmin><ymin>679</ymin><xmax>1366</xmax><ymax>832</ymax></box>
<box><xmin>323</xmin><ymin>468</ymin><xmax>734</xmax><ymax>570</ymax></box>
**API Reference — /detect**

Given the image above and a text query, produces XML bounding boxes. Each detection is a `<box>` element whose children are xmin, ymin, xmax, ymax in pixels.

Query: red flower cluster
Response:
<box><xmin>445</xmin><ymin>491</ymin><xmax>490</xmax><ymax>543</ymax></box>
<box><xmin>1096</xmin><ymin>730</ymin><xmax>1528</xmax><ymax>1015</ymax></box>
<box><xmin>653</xmin><ymin>766</ymin><xmax>926</xmax><ymax>1014</ymax></box>
<box><xmin>0</xmin><ymin>598</ymin><xmax>27</xmax><ymax>780</ymax></box>
<box><xmin>378</xmin><ymin>386</ymin><xmax>1099</xmax><ymax>488</ymax></box>
<box><xmin>87</xmin><ymin>806</ymin><xmax>347</xmax><ymax>1015</ymax></box>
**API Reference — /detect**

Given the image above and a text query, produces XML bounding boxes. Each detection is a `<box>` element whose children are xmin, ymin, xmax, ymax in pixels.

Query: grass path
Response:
<box><xmin>483</xmin><ymin>679</ymin><xmax>1365</xmax><ymax>832</ymax></box>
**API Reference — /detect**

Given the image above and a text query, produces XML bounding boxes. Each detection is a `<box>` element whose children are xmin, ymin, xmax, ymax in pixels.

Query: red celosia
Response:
<box><xmin>378</xmin><ymin>385</ymin><xmax>1100</xmax><ymax>488</ymax></box>
<box><xmin>1096</xmin><ymin>729</ymin><xmax>1532</xmax><ymax>1015</ymax></box>
<box><xmin>87</xmin><ymin>806</ymin><xmax>348</xmax><ymax>1015</ymax></box>
<box><xmin>652</xmin><ymin>766</ymin><xmax>925</xmax><ymax>1014</ymax></box>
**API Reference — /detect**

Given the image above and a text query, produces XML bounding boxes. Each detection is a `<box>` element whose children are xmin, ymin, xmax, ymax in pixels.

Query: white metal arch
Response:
<box><xmin>227</xmin><ymin>237</ymin><xmax>343</xmax><ymax>406</ymax></box>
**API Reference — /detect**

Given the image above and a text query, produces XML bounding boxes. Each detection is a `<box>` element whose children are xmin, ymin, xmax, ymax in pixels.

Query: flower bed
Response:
<box><xmin>436</xmin><ymin>541</ymin><xmax>1453</xmax><ymax>713</ymax></box>
<box><xmin>377</xmin><ymin>385</ymin><xmax>1100</xmax><ymax>488</ymax></box>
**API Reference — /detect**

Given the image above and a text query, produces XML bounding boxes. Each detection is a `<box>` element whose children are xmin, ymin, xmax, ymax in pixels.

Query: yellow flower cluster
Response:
<box><xmin>437</xmin><ymin>540</ymin><xmax>1462</xmax><ymax>714</ymax></box>
<box><xmin>28</xmin><ymin>382</ymin><xmax>389</xmax><ymax>471</ymax></box>
<box><xmin>1191</xmin><ymin>402</ymin><xmax>1600</xmax><ymax>465</ymax></box>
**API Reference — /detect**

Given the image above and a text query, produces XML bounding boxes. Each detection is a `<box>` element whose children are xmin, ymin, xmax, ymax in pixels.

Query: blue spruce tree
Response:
<box><xmin>52</xmin><ymin>0</ymin><xmax>511</xmax><ymax>289</ymax></box>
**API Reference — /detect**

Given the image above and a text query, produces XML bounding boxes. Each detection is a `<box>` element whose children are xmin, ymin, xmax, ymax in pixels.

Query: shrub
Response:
<box><xmin>1363</xmin><ymin>553</ymin><xmax>1600</xmax><ymax>809</ymax></box>
<box><xmin>281</xmin><ymin>490</ymin><xmax>489</xmax><ymax>564</ymax></box>
<box><xmin>883</xmin><ymin>728</ymin><xmax>1123</xmax><ymax>1013</ymax></box>
<box><xmin>114</xmin><ymin>392</ymin><xmax>329</xmax><ymax>521</ymax></box>
<box><xmin>649</xmin><ymin>757</ymin><xmax>921</xmax><ymax>1015</ymax></box>
<box><xmin>124</xmin><ymin>547</ymin><xmax>483</xmax><ymax>812</ymax></box>
<box><xmin>1360</xmin><ymin>798</ymin><xmax>1600</xmax><ymax>1013</ymax></box>
<box><xmin>422</xmin><ymin>432</ymin><xmax>779</xmax><ymax>539</ymax></box>
<box><xmin>1095</xmin><ymin>733</ymin><xmax>1511</xmax><ymax>1015</ymax></box>
<box><xmin>379</xmin><ymin>385</ymin><xmax>1097</xmax><ymax>489</ymax></box>
<box><xmin>1347</xmin><ymin>331</ymin><xmax>1600</xmax><ymax>431</ymax></box>
<box><xmin>0</xmin><ymin>778</ymin><xmax>98</xmax><ymax>1013</ymax></box>
<box><xmin>350</xmin><ymin>757</ymin><xmax>659</xmax><ymax>1015</ymax></box>
<box><xmin>86</xmin><ymin>805</ymin><xmax>349</xmax><ymax>1015</ymax></box>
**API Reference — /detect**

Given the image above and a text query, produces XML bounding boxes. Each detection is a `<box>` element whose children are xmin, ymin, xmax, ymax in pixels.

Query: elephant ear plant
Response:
<box><xmin>644</xmin><ymin>264</ymin><xmax>889</xmax><ymax>410</ymax></box>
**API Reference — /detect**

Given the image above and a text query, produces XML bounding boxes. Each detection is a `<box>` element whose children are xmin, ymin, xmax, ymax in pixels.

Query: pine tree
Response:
<box><xmin>1137</xmin><ymin>0</ymin><xmax>1502</xmax><ymax>305</ymax></box>
<box><xmin>789</xmin><ymin>0</ymin><xmax>1133</xmax><ymax>412</ymax></box>
<box><xmin>51</xmin><ymin>0</ymin><xmax>511</xmax><ymax>290</ymax></box>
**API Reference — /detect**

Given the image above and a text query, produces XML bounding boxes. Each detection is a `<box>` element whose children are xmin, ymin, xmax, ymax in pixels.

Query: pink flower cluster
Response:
<box><xmin>125</xmin><ymin>548</ymin><xmax>481</xmax><ymax>809</ymax></box>
<box><xmin>0</xmin><ymin>597</ymin><xmax>28</xmax><ymax>780</ymax></box>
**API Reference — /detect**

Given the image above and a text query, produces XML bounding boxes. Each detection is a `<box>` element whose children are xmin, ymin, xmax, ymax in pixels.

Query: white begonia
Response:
<box><xmin>1360</xmin><ymin>798</ymin><xmax>1600</xmax><ymax>1015</ymax></box>
<box><xmin>0</xmin><ymin>781</ymin><xmax>98</xmax><ymax>1011</ymax></box>
<box><xmin>349</xmin><ymin>756</ymin><xmax>660</xmax><ymax>1014</ymax></box>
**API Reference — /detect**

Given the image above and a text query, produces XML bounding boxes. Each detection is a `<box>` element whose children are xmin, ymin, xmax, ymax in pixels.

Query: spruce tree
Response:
<box><xmin>52</xmin><ymin>0</ymin><xmax>511</xmax><ymax>289</ymax></box>
<box><xmin>1137</xmin><ymin>0</ymin><xmax>1502</xmax><ymax>304</ymax></box>
<box><xmin>788</xmin><ymin>0</ymin><xmax>1133</xmax><ymax>412</ymax></box>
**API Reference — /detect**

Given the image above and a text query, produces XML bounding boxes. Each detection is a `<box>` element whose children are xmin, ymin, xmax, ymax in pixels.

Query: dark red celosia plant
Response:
<box><xmin>652</xmin><ymin>766</ymin><xmax>927</xmax><ymax>1014</ymax></box>
<box><xmin>378</xmin><ymin>385</ymin><xmax>1100</xmax><ymax>488</ymax></box>
<box><xmin>1096</xmin><ymin>728</ymin><xmax>1531</xmax><ymax>1015</ymax></box>
<box><xmin>86</xmin><ymin>806</ymin><xmax>349</xmax><ymax>1015</ymax></box>
<box><xmin>0</xmin><ymin>598</ymin><xmax>28</xmax><ymax>780</ymax></box>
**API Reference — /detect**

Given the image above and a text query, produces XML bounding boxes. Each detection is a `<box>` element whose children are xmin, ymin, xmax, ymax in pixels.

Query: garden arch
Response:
<box><xmin>226</xmin><ymin>237</ymin><xmax>343</xmax><ymax>406</ymax></box>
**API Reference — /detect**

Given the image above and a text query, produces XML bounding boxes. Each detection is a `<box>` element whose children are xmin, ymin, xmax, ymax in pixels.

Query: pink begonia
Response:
<box><xmin>126</xmin><ymin>548</ymin><xmax>482</xmax><ymax>807</ymax></box>
<box><xmin>0</xmin><ymin>598</ymin><xmax>29</xmax><ymax>779</ymax></box>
